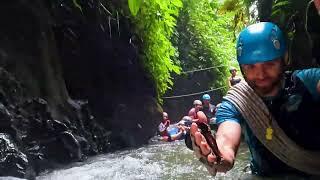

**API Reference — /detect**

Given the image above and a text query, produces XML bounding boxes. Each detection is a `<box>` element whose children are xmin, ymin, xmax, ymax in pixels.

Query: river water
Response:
<box><xmin>37</xmin><ymin>139</ymin><xmax>255</xmax><ymax>180</ymax></box>
<box><xmin>36</xmin><ymin>137</ymin><xmax>317</xmax><ymax>180</ymax></box>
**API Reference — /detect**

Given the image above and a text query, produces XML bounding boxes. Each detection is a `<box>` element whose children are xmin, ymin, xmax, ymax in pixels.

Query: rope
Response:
<box><xmin>224</xmin><ymin>81</ymin><xmax>320</xmax><ymax>175</ymax></box>
<box><xmin>181</xmin><ymin>65</ymin><xmax>228</xmax><ymax>74</ymax></box>
<box><xmin>163</xmin><ymin>86</ymin><xmax>227</xmax><ymax>99</ymax></box>
<box><xmin>162</xmin><ymin>65</ymin><xmax>228</xmax><ymax>99</ymax></box>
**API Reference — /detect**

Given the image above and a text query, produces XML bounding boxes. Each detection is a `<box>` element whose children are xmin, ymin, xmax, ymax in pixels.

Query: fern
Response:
<box><xmin>128</xmin><ymin>0</ymin><xmax>183</xmax><ymax>99</ymax></box>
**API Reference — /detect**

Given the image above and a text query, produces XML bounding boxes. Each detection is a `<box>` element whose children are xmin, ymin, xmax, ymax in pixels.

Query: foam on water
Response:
<box><xmin>37</xmin><ymin>140</ymin><xmax>253</xmax><ymax>180</ymax></box>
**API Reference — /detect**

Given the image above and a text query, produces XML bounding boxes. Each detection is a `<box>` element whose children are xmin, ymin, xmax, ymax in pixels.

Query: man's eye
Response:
<box><xmin>243</xmin><ymin>65</ymin><xmax>254</xmax><ymax>71</ymax></box>
<box><xmin>265</xmin><ymin>62</ymin><xmax>275</xmax><ymax>67</ymax></box>
<box><xmin>248</xmin><ymin>64</ymin><xmax>255</xmax><ymax>69</ymax></box>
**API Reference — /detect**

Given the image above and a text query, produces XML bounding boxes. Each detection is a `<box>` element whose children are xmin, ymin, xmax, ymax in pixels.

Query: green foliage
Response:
<box><xmin>126</xmin><ymin>0</ymin><xmax>248</xmax><ymax>99</ymax></box>
<box><xmin>220</xmin><ymin>0</ymin><xmax>251</xmax><ymax>39</ymax></box>
<box><xmin>129</xmin><ymin>0</ymin><xmax>183</xmax><ymax>98</ymax></box>
<box><xmin>176</xmin><ymin>0</ymin><xmax>237</xmax><ymax>90</ymax></box>
<box><xmin>128</xmin><ymin>0</ymin><xmax>142</xmax><ymax>16</ymax></box>
<box><xmin>271</xmin><ymin>0</ymin><xmax>294</xmax><ymax>26</ymax></box>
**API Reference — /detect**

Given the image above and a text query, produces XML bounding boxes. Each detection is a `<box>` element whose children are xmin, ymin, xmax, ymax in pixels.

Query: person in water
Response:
<box><xmin>158</xmin><ymin>112</ymin><xmax>171</xmax><ymax>141</ymax></box>
<box><xmin>189</xmin><ymin>22</ymin><xmax>320</xmax><ymax>177</ymax></box>
<box><xmin>228</xmin><ymin>67</ymin><xmax>243</xmax><ymax>88</ymax></box>
<box><xmin>158</xmin><ymin>112</ymin><xmax>187</xmax><ymax>142</ymax></box>
<box><xmin>201</xmin><ymin>94</ymin><xmax>217</xmax><ymax>123</ymax></box>
<box><xmin>178</xmin><ymin>115</ymin><xmax>193</xmax><ymax>127</ymax></box>
<box><xmin>188</xmin><ymin>100</ymin><xmax>208</xmax><ymax>124</ymax></box>
<box><xmin>166</xmin><ymin>124</ymin><xmax>187</xmax><ymax>141</ymax></box>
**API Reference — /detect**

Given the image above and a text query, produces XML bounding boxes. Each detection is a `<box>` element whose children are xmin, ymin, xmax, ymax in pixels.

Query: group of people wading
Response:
<box><xmin>159</xmin><ymin>93</ymin><xmax>219</xmax><ymax>143</ymax></box>
<box><xmin>159</xmin><ymin>59</ymin><xmax>243</xmax><ymax>143</ymax></box>
<box><xmin>160</xmin><ymin>22</ymin><xmax>320</xmax><ymax>178</ymax></box>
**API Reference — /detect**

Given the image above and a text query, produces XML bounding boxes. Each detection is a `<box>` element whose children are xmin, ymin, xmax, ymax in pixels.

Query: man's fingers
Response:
<box><xmin>190</xmin><ymin>122</ymin><xmax>218</xmax><ymax>174</ymax></box>
<box><xmin>200</xmin><ymin>141</ymin><xmax>211</xmax><ymax>156</ymax></box>
<box><xmin>207</xmin><ymin>153</ymin><xmax>217</xmax><ymax>163</ymax></box>
<box><xmin>194</xmin><ymin>132</ymin><xmax>212</xmax><ymax>156</ymax></box>
<box><xmin>190</xmin><ymin>124</ymin><xmax>230</xmax><ymax>175</ymax></box>
<box><xmin>190</xmin><ymin>123</ymin><xmax>198</xmax><ymax>136</ymax></box>
<box><xmin>194</xmin><ymin>132</ymin><xmax>203</xmax><ymax>145</ymax></box>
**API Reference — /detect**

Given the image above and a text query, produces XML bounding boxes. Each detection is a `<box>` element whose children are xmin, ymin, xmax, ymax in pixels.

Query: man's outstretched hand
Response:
<box><xmin>190</xmin><ymin>123</ymin><xmax>234</xmax><ymax>176</ymax></box>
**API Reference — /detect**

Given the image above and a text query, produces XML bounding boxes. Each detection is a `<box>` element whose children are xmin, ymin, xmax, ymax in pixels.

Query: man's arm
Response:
<box><xmin>215</xmin><ymin>121</ymin><xmax>241</xmax><ymax>171</ymax></box>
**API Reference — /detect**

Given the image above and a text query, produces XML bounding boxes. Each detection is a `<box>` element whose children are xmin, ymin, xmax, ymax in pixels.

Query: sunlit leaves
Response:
<box><xmin>221</xmin><ymin>0</ymin><xmax>241</xmax><ymax>11</ymax></box>
<box><xmin>126</xmin><ymin>0</ymin><xmax>247</xmax><ymax>98</ymax></box>
<box><xmin>176</xmin><ymin>0</ymin><xmax>237</xmax><ymax>91</ymax></box>
<box><xmin>219</xmin><ymin>0</ymin><xmax>250</xmax><ymax>37</ymax></box>
<box><xmin>128</xmin><ymin>0</ymin><xmax>142</xmax><ymax>16</ymax></box>
<box><xmin>130</xmin><ymin>0</ymin><xmax>182</xmax><ymax>98</ymax></box>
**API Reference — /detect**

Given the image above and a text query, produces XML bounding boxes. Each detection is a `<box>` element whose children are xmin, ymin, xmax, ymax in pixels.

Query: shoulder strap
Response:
<box><xmin>224</xmin><ymin>81</ymin><xmax>320</xmax><ymax>175</ymax></box>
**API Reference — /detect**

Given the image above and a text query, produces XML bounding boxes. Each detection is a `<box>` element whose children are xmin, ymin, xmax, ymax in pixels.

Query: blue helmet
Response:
<box><xmin>236</xmin><ymin>22</ymin><xmax>286</xmax><ymax>65</ymax></box>
<box><xmin>202</xmin><ymin>94</ymin><xmax>211</xmax><ymax>100</ymax></box>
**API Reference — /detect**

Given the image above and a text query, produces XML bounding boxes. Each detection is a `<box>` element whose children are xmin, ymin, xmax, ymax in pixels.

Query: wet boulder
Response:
<box><xmin>0</xmin><ymin>133</ymin><xmax>34</xmax><ymax>179</ymax></box>
<box><xmin>42</xmin><ymin>120</ymin><xmax>82</xmax><ymax>162</ymax></box>
<box><xmin>0</xmin><ymin>103</ymin><xmax>15</xmax><ymax>137</ymax></box>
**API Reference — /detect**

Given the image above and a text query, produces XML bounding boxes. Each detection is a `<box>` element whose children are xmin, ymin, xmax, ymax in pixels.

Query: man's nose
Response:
<box><xmin>255</xmin><ymin>65</ymin><xmax>265</xmax><ymax>79</ymax></box>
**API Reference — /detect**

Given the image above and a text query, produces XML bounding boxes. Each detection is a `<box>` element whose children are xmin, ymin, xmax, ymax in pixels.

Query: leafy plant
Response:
<box><xmin>126</xmin><ymin>0</ymin><xmax>249</xmax><ymax>99</ymax></box>
<box><xmin>175</xmin><ymin>0</ymin><xmax>238</xmax><ymax>90</ymax></box>
<box><xmin>220</xmin><ymin>0</ymin><xmax>252</xmax><ymax>39</ymax></box>
<box><xmin>128</xmin><ymin>0</ymin><xmax>183</xmax><ymax>99</ymax></box>
<box><xmin>271</xmin><ymin>0</ymin><xmax>294</xmax><ymax>26</ymax></box>
<box><xmin>128</xmin><ymin>0</ymin><xmax>142</xmax><ymax>16</ymax></box>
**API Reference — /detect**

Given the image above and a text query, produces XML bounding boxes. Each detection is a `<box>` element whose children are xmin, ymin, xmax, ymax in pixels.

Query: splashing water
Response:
<box><xmin>37</xmin><ymin>140</ymin><xmax>256</xmax><ymax>180</ymax></box>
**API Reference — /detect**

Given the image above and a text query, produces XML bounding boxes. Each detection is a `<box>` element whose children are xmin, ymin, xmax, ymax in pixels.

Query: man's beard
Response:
<box><xmin>246</xmin><ymin>77</ymin><xmax>282</xmax><ymax>96</ymax></box>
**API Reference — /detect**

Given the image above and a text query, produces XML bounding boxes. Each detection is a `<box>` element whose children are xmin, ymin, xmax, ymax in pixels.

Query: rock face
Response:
<box><xmin>0</xmin><ymin>133</ymin><xmax>31</xmax><ymax>179</ymax></box>
<box><xmin>0</xmin><ymin>0</ymin><xmax>161</xmax><ymax>179</ymax></box>
<box><xmin>0</xmin><ymin>68</ymin><xmax>108</xmax><ymax>178</ymax></box>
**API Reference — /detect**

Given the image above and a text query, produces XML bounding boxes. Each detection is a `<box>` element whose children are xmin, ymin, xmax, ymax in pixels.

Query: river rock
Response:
<box><xmin>0</xmin><ymin>133</ymin><xmax>35</xmax><ymax>179</ymax></box>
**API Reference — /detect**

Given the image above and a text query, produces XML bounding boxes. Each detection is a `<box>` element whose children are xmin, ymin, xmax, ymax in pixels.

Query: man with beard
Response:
<box><xmin>189</xmin><ymin>22</ymin><xmax>320</xmax><ymax>177</ymax></box>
